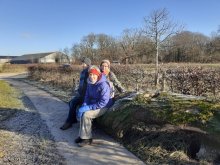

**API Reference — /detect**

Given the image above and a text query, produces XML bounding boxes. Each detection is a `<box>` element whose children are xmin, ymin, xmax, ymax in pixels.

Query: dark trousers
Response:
<box><xmin>66</xmin><ymin>96</ymin><xmax>83</xmax><ymax>124</ymax></box>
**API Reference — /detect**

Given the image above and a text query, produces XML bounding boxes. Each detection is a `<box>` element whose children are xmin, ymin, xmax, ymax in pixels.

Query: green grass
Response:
<box><xmin>0</xmin><ymin>80</ymin><xmax>23</xmax><ymax>109</ymax></box>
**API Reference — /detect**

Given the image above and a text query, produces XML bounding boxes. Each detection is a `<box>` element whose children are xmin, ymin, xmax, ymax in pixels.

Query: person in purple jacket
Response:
<box><xmin>75</xmin><ymin>65</ymin><xmax>113</xmax><ymax>147</ymax></box>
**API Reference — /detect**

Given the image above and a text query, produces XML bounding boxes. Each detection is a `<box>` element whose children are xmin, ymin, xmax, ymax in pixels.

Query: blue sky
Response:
<box><xmin>0</xmin><ymin>0</ymin><xmax>219</xmax><ymax>56</ymax></box>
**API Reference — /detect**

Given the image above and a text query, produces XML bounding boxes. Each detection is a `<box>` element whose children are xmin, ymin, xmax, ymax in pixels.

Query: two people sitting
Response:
<box><xmin>60</xmin><ymin>58</ymin><xmax>125</xmax><ymax>147</ymax></box>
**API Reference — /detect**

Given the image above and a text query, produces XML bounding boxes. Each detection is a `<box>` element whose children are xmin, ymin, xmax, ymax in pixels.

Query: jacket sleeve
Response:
<box><xmin>88</xmin><ymin>83</ymin><xmax>110</xmax><ymax>110</ymax></box>
<box><xmin>109</xmin><ymin>72</ymin><xmax>125</xmax><ymax>93</ymax></box>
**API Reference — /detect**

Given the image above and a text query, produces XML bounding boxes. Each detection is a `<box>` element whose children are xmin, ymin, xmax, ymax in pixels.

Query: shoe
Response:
<box><xmin>60</xmin><ymin>123</ymin><xmax>72</xmax><ymax>130</ymax></box>
<box><xmin>78</xmin><ymin>139</ymin><xmax>93</xmax><ymax>147</ymax></box>
<box><xmin>75</xmin><ymin>137</ymin><xmax>83</xmax><ymax>143</ymax></box>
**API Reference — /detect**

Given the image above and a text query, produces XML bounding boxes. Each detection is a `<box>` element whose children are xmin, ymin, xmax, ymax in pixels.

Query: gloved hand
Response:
<box><xmin>77</xmin><ymin>105</ymin><xmax>90</xmax><ymax>120</ymax></box>
<box><xmin>82</xmin><ymin>103</ymin><xmax>87</xmax><ymax>106</ymax></box>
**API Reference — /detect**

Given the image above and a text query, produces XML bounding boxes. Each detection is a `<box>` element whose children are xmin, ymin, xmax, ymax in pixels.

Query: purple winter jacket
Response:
<box><xmin>83</xmin><ymin>74</ymin><xmax>114</xmax><ymax>110</ymax></box>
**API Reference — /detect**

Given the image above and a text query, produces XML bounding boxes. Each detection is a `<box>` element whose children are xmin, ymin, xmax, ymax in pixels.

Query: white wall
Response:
<box><xmin>0</xmin><ymin>59</ymin><xmax>10</xmax><ymax>63</ymax></box>
<box><xmin>38</xmin><ymin>52</ymin><xmax>69</xmax><ymax>63</ymax></box>
<box><xmin>39</xmin><ymin>53</ymin><xmax>57</xmax><ymax>63</ymax></box>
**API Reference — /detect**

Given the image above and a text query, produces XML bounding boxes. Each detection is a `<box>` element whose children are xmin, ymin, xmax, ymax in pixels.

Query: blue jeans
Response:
<box><xmin>66</xmin><ymin>96</ymin><xmax>83</xmax><ymax>124</ymax></box>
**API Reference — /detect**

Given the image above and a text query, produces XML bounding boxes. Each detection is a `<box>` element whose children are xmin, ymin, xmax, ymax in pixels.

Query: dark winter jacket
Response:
<box><xmin>83</xmin><ymin>74</ymin><xmax>113</xmax><ymax>110</ymax></box>
<box><xmin>77</xmin><ymin>67</ymin><xmax>89</xmax><ymax>97</ymax></box>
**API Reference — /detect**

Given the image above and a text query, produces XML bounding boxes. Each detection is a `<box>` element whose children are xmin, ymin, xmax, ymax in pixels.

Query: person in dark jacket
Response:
<box><xmin>75</xmin><ymin>65</ymin><xmax>113</xmax><ymax>147</ymax></box>
<box><xmin>60</xmin><ymin>57</ymin><xmax>91</xmax><ymax>130</ymax></box>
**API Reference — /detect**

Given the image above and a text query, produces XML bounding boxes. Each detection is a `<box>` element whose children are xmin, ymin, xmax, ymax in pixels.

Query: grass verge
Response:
<box><xmin>0</xmin><ymin>80</ymin><xmax>24</xmax><ymax>156</ymax></box>
<box><xmin>0</xmin><ymin>80</ymin><xmax>24</xmax><ymax>122</ymax></box>
<box><xmin>0</xmin><ymin>80</ymin><xmax>23</xmax><ymax>109</ymax></box>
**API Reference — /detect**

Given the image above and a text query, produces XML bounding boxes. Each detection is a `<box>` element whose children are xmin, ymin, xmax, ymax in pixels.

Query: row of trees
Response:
<box><xmin>62</xmin><ymin>8</ymin><xmax>220</xmax><ymax>65</ymax></box>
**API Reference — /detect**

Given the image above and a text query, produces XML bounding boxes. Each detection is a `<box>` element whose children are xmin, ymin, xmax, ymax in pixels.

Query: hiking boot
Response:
<box><xmin>60</xmin><ymin>123</ymin><xmax>72</xmax><ymax>130</ymax></box>
<box><xmin>78</xmin><ymin>139</ymin><xmax>93</xmax><ymax>147</ymax></box>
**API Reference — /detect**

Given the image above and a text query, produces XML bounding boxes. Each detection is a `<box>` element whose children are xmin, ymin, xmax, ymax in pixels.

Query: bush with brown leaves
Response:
<box><xmin>28</xmin><ymin>64</ymin><xmax>220</xmax><ymax>99</ymax></box>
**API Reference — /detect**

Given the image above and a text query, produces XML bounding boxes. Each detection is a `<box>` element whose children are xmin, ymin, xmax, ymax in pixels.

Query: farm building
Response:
<box><xmin>0</xmin><ymin>56</ymin><xmax>17</xmax><ymax>63</ymax></box>
<box><xmin>10</xmin><ymin>52</ymin><xmax>69</xmax><ymax>64</ymax></box>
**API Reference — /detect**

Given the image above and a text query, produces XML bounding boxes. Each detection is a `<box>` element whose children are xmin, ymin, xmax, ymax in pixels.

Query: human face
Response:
<box><xmin>82</xmin><ymin>62</ymin><xmax>87</xmax><ymax>69</ymax></box>
<box><xmin>89</xmin><ymin>73</ymin><xmax>98</xmax><ymax>83</ymax></box>
<box><xmin>101</xmin><ymin>63</ymin><xmax>109</xmax><ymax>72</ymax></box>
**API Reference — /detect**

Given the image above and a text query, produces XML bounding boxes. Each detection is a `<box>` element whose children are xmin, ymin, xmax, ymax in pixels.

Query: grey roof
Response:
<box><xmin>12</xmin><ymin>52</ymin><xmax>56</xmax><ymax>61</ymax></box>
<box><xmin>0</xmin><ymin>56</ymin><xmax>17</xmax><ymax>59</ymax></box>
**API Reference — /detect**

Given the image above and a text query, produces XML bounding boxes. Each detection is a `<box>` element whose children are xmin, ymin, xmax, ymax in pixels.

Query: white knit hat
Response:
<box><xmin>100</xmin><ymin>59</ymin><xmax>110</xmax><ymax>68</ymax></box>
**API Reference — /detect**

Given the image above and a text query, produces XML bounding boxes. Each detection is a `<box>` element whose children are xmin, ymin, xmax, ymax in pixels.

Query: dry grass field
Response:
<box><xmin>0</xmin><ymin>63</ymin><xmax>28</xmax><ymax>73</ymax></box>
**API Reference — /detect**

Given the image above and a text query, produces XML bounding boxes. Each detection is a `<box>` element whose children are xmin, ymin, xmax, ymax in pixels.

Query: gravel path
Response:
<box><xmin>0</xmin><ymin>96</ymin><xmax>65</xmax><ymax>165</ymax></box>
<box><xmin>0</xmin><ymin>74</ymin><xmax>144</xmax><ymax>165</ymax></box>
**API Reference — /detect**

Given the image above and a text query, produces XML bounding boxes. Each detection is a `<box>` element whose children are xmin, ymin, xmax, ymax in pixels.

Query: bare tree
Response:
<box><xmin>96</xmin><ymin>34</ymin><xmax>117</xmax><ymax>61</ymax></box>
<box><xmin>81</xmin><ymin>33</ymin><xmax>96</xmax><ymax>61</ymax></box>
<box><xmin>208</xmin><ymin>26</ymin><xmax>220</xmax><ymax>61</ymax></box>
<box><xmin>70</xmin><ymin>43</ymin><xmax>83</xmax><ymax>63</ymax></box>
<box><xmin>164</xmin><ymin>31</ymin><xmax>210</xmax><ymax>62</ymax></box>
<box><xmin>143</xmin><ymin>8</ymin><xmax>183</xmax><ymax>86</ymax></box>
<box><xmin>62</xmin><ymin>47</ymin><xmax>71</xmax><ymax>63</ymax></box>
<box><xmin>119</xmin><ymin>29</ymin><xmax>155</xmax><ymax>64</ymax></box>
<box><xmin>119</xmin><ymin>28</ymin><xmax>142</xmax><ymax>64</ymax></box>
